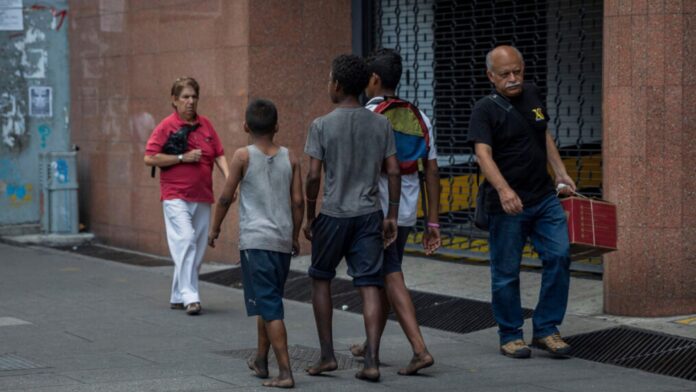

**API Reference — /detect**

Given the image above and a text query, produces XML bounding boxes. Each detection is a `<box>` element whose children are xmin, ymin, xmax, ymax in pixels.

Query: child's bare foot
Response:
<box><xmin>262</xmin><ymin>376</ymin><xmax>295</xmax><ymax>388</ymax></box>
<box><xmin>305</xmin><ymin>358</ymin><xmax>337</xmax><ymax>376</ymax></box>
<box><xmin>397</xmin><ymin>351</ymin><xmax>434</xmax><ymax>375</ymax></box>
<box><xmin>248</xmin><ymin>358</ymin><xmax>269</xmax><ymax>378</ymax></box>
<box><xmin>355</xmin><ymin>366</ymin><xmax>380</xmax><ymax>382</ymax></box>
<box><xmin>349</xmin><ymin>342</ymin><xmax>366</xmax><ymax>358</ymax></box>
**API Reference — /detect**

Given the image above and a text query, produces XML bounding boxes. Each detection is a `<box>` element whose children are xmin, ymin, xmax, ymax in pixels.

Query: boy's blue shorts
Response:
<box><xmin>308</xmin><ymin>211</ymin><xmax>384</xmax><ymax>287</ymax></box>
<box><xmin>240</xmin><ymin>249</ymin><xmax>291</xmax><ymax>321</ymax></box>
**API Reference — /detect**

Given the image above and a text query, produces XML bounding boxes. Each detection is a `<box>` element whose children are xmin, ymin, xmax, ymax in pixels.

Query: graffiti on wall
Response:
<box><xmin>52</xmin><ymin>158</ymin><xmax>68</xmax><ymax>183</ymax></box>
<box><xmin>1</xmin><ymin>1</ymin><xmax>66</xmax><ymax>151</ymax></box>
<box><xmin>2</xmin><ymin>23</ymin><xmax>50</xmax><ymax>149</ymax></box>
<box><xmin>0</xmin><ymin>159</ymin><xmax>32</xmax><ymax>206</ymax></box>
<box><xmin>37</xmin><ymin>123</ymin><xmax>50</xmax><ymax>148</ymax></box>
<box><xmin>13</xmin><ymin>27</ymin><xmax>47</xmax><ymax>79</ymax></box>
<box><xmin>29</xmin><ymin>4</ymin><xmax>68</xmax><ymax>31</ymax></box>
<box><xmin>1</xmin><ymin>3</ymin><xmax>69</xmax><ymax>226</ymax></box>
<box><xmin>0</xmin><ymin>93</ymin><xmax>26</xmax><ymax>149</ymax></box>
<box><xmin>6</xmin><ymin>183</ymin><xmax>32</xmax><ymax>203</ymax></box>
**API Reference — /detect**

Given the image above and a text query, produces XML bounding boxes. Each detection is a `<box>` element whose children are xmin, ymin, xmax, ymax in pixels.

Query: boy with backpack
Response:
<box><xmin>303</xmin><ymin>54</ymin><xmax>401</xmax><ymax>382</ymax></box>
<box><xmin>208</xmin><ymin>98</ymin><xmax>303</xmax><ymax>389</ymax></box>
<box><xmin>350</xmin><ymin>48</ymin><xmax>440</xmax><ymax>375</ymax></box>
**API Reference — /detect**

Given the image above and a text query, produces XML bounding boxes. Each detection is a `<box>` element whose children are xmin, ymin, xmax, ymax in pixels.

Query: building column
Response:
<box><xmin>602</xmin><ymin>1</ymin><xmax>696</xmax><ymax>316</ymax></box>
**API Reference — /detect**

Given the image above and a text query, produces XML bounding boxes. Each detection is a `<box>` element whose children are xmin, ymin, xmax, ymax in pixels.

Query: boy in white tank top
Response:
<box><xmin>208</xmin><ymin>99</ymin><xmax>304</xmax><ymax>388</ymax></box>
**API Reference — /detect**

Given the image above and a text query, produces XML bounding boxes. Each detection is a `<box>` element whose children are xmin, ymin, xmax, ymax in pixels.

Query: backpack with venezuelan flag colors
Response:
<box><xmin>373</xmin><ymin>96</ymin><xmax>430</xmax><ymax>175</ymax></box>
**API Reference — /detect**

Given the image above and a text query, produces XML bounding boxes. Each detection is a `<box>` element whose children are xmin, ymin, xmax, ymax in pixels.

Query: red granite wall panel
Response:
<box><xmin>70</xmin><ymin>0</ymin><xmax>351</xmax><ymax>263</ymax></box>
<box><xmin>242</xmin><ymin>0</ymin><xmax>352</xmax><ymax>257</ymax></box>
<box><xmin>70</xmin><ymin>0</ymin><xmax>251</xmax><ymax>262</ymax></box>
<box><xmin>603</xmin><ymin>0</ymin><xmax>696</xmax><ymax>316</ymax></box>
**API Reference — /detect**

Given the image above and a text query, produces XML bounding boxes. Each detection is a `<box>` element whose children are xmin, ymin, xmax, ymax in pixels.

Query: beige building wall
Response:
<box><xmin>69</xmin><ymin>0</ymin><xmax>351</xmax><ymax>262</ymax></box>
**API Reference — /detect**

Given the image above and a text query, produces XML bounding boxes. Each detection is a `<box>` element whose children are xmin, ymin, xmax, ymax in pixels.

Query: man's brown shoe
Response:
<box><xmin>170</xmin><ymin>303</ymin><xmax>184</xmax><ymax>310</ymax></box>
<box><xmin>186</xmin><ymin>302</ymin><xmax>202</xmax><ymax>315</ymax></box>
<box><xmin>531</xmin><ymin>333</ymin><xmax>571</xmax><ymax>357</ymax></box>
<box><xmin>500</xmin><ymin>339</ymin><xmax>531</xmax><ymax>358</ymax></box>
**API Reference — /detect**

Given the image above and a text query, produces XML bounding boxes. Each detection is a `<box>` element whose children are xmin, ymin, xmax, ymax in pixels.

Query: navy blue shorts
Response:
<box><xmin>308</xmin><ymin>211</ymin><xmax>384</xmax><ymax>287</ymax></box>
<box><xmin>240</xmin><ymin>249</ymin><xmax>291</xmax><ymax>321</ymax></box>
<box><xmin>382</xmin><ymin>226</ymin><xmax>412</xmax><ymax>275</ymax></box>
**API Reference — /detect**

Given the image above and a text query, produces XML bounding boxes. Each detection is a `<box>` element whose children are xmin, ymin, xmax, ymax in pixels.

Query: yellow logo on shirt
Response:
<box><xmin>532</xmin><ymin>108</ymin><xmax>545</xmax><ymax>121</ymax></box>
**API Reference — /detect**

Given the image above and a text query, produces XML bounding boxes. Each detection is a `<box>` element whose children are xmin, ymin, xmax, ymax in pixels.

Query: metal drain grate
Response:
<box><xmin>218</xmin><ymin>344</ymin><xmax>359</xmax><ymax>372</ymax></box>
<box><xmin>566</xmin><ymin>326</ymin><xmax>696</xmax><ymax>381</ymax></box>
<box><xmin>0</xmin><ymin>353</ymin><xmax>46</xmax><ymax>371</ymax></box>
<box><xmin>199</xmin><ymin>267</ymin><xmax>247</xmax><ymax>288</ymax></box>
<box><xmin>413</xmin><ymin>297</ymin><xmax>533</xmax><ymax>334</ymax></box>
<box><xmin>200</xmin><ymin>268</ymin><xmax>532</xmax><ymax>335</ymax></box>
<box><xmin>58</xmin><ymin>245</ymin><xmax>172</xmax><ymax>267</ymax></box>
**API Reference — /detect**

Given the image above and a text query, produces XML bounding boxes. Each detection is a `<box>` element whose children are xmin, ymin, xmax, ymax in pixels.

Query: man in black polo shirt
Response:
<box><xmin>468</xmin><ymin>45</ymin><xmax>576</xmax><ymax>359</ymax></box>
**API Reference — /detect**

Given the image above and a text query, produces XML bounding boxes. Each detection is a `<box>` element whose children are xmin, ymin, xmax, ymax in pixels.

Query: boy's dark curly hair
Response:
<box><xmin>331</xmin><ymin>54</ymin><xmax>370</xmax><ymax>97</ymax></box>
<box><xmin>366</xmin><ymin>48</ymin><xmax>402</xmax><ymax>90</ymax></box>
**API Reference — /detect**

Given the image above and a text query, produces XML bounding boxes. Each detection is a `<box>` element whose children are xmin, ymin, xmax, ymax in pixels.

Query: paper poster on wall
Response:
<box><xmin>0</xmin><ymin>0</ymin><xmax>23</xmax><ymax>31</ymax></box>
<box><xmin>29</xmin><ymin>86</ymin><xmax>52</xmax><ymax>117</ymax></box>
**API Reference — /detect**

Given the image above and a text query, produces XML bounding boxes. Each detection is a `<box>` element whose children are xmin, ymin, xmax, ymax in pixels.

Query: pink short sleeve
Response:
<box><xmin>145</xmin><ymin>126</ymin><xmax>167</xmax><ymax>156</ymax></box>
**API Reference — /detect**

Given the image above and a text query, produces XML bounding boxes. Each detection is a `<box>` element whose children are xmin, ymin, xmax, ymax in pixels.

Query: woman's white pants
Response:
<box><xmin>162</xmin><ymin>199</ymin><xmax>211</xmax><ymax>306</ymax></box>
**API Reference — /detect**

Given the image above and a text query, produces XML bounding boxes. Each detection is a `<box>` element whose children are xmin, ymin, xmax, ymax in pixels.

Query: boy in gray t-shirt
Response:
<box><xmin>304</xmin><ymin>106</ymin><xmax>395</xmax><ymax>217</ymax></box>
<box><xmin>303</xmin><ymin>54</ymin><xmax>401</xmax><ymax>382</ymax></box>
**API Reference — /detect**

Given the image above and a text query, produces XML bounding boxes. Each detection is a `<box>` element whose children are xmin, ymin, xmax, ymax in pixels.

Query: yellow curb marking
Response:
<box><xmin>675</xmin><ymin>317</ymin><xmax>696</xmax><ymax>326</ymax></box>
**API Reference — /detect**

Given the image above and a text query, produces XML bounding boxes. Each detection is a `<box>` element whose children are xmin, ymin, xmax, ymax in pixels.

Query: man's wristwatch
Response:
<box><xmin>177</xmin><ymin>154</ymin><xmax>184</xmax><ymax>163</ymax></box>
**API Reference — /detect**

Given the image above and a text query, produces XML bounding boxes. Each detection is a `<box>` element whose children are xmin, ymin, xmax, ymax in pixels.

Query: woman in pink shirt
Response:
<box><xmin>144</xmin><ymin>77</ymin><xmax>229</xmax><ymax>315</ymax></box>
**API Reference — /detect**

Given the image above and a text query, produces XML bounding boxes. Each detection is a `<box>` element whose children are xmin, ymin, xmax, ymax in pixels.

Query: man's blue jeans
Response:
<box><xmin>488</xmin><ymin>194</ymin><xmax>571</xmax><ymax>345</ymax></box>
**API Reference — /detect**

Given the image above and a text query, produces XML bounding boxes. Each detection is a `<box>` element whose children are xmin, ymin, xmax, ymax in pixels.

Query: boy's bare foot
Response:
<box><xmin>305</xmin><ymin>358</ymin><xmax>338</xmax><ymax>376</ymax></box>
<box><xmin>262</xmin><ymin>376</ymin><xmax>295</xmax><ymax>388</ymax></box>
<box><xmin>397</xmin><ymin>351</ymin><xmax>434</xmax><ymax>375</ymax></box>
<box><xmin>349</xmin><ymin>342</ymin><xmax>366</xmax><ymax>358</ymax></box>
<box><xmin>248</xmin><ymin>358</ymin><xmax>269</xmax><ymax>378</ymax></box>
<box><xmin>355</xmin><ymin>367</ymin><xmax>380</xmax><ymax>382</ymax></box>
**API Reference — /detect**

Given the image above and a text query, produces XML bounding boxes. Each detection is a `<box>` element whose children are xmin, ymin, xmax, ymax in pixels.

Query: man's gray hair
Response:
<box><xmin>485</xmin><ymin>46</ymin><xmax>524</xmax><ymax>70</ymax></box>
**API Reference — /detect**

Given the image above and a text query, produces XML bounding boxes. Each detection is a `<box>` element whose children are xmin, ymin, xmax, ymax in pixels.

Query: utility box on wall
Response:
<box><xmin>39</xmin><ymin>151</ymin><xmax>78</xmax><ymax>234</ymax></box>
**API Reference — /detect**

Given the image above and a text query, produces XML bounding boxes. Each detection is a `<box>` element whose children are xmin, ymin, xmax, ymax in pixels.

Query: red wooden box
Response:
<box><xmin>560</xmin><ymin>196</ymin><xmax>617</xmax><ymax>260</ymax></box>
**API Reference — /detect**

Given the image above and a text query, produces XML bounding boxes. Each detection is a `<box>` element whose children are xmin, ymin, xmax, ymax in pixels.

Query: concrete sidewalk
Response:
<box><xmin>0</xmin><ymin>242</ymin><xmax>695</xmax><ymax>391</ymax></box>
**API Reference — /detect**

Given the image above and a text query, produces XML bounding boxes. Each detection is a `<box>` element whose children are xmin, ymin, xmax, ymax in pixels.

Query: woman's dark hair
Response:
<box><xmin>245</xmin><ymin>98</ymin><xmax>278</xmax><ymax>135</ymax></box>
<box><xmin>366</xmin><ymin>48</ymin><xmax>402</xmax><ymax>90</ymax></box>
<box><xmin>170</xmin><ymin>77</ymin><xmax>200</xmax><ymax>98</ymax></box>
<box><xmin>331</xmin><ymin>54</ymin><xmax>370</xmax><ymax>97</ymax></box>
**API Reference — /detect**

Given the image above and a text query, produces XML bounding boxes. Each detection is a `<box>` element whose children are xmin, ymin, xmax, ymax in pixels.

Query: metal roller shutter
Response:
<box><xmin>370</xmin><ymin>0</ymin><xmax>603</xmax><ymax>272</ymax></box>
